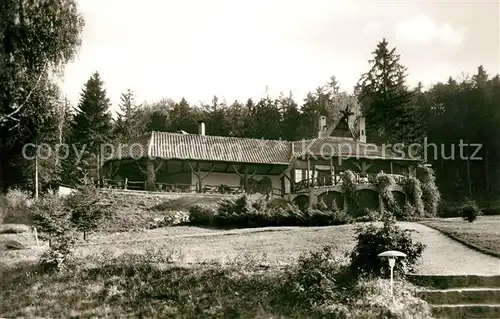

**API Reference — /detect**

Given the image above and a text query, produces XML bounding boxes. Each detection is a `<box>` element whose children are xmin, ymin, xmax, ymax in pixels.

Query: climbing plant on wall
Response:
<box><xmin>341</xmin><ymin>170</ymin><xmax>358</xmax><ymax>213</ymax></box>
<box><xmin>416</xmin><ymin>165</ymin><xmax>441</xmax><ymax>217</ymax></box>
<box><xmin>403</xmin><ymin>176</ymin><xmax>425</xmax><ymax>218</ymax></box>
<box><xmin>375</xmin><ymin>173</ymin><xmax>397</xmax><ymax>215</ymax></box>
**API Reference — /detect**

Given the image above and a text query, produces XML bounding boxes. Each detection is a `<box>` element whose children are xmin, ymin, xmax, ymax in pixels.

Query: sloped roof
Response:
<box><xmin>105</xmin><ymin>131</ymin><xmax>420</xmax><ymax>164</ymax></box>
<box><xmin>148</xmin><ymin>132</ymin><xmax>291</xmax><ymax>165</ymax></box>
<box><xmin>108</xmin><ymin>132</ymin><xmax>291</xmax><ymax>165</ymax></box>
<box><xmin>292</xmin><ymin>137</ymin><xmax>411</xmax><ymax>161</ymax></box>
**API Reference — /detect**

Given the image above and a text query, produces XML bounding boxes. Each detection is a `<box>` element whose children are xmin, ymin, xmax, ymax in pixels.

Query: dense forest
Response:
<box><xmin>1</xmin><ymin>1</ymin><xmax>499</xmax><ymax>203</ymax></box>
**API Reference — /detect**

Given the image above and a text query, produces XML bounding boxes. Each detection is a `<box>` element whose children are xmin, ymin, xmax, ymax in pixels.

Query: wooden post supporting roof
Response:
<box><xmin>330</xmin><ymin>157</ymin><xmax>334</xmax><ymax>185</ymax></box>
<box><xmin>137</xmin><ymin>159</ymin><xmax>163</xmax><ymax>191</ymax></box>
<box><xmin>306</xmin><ymin>154</ymin><xmax>310</xmax><ymax>185</ymax></box>
<box><xmin>188</xmin><ymin>161</ymin><xmax>215</xmax><ymax>192</ymax></box>
<box><xmin>232</xmin><ymin>164</ymin><xmax>257</xmax><ymax>193</ymax></box>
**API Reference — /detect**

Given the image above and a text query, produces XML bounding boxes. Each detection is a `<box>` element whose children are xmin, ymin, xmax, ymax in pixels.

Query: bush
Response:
<box><xmin>32</xmin><ymin>193</ymin><xmax>72</xmax><ymax>246</ymax></box>
<box><xmin>1</xmin><ymin>188</ymin><xmax>34</xmax><ymax>224</ymax></box>
<box><xmin>347</xmin><ymin>279</ymin><xmax>433</xmax><ymax>319</ymax></box>
<box><xmin>39</xmin><ymin>233</ymin><xmax>77</xmax><ymax>272</ymax></box>
<box><xmin>4</xmin><ymin>188</ymin><xmax>33</xmax><ymax>208</ymax></box>
<box><xmin>280</xmin><ymin>245</ymin><xmax>350</xmax><ymax>310</ymax></box>
<box><xmin>67</xmin><ymin>184</ymin><xmax>113</xmax><ymax>240</ymax></box>
<box><xmin>438</xmin><ymin>201</ymin><xmax>461</xmax><ymax>218</ymax></box>
<box><xmin>349</xmin><ymin>216</ymin><xmax>426</xmax><ymax>280</ymax></box>
<box><xmin>355</xmin><ymin>209</ymin><xmax>381</xmax><ymax>222</ymax></box>
<box><xmin>460</xmin><ymin>200</ymin><xmax>482</xmax><ymax>222</ymax></box>
<box><xmin>189</xmin><ymin>203</ymin><xmax>218</xmax><ymax>225</ymax></box>
<box><xmin>187</xmin><ymin>195</ymin><xmax>354</xmax><ymax>228</ymax></box>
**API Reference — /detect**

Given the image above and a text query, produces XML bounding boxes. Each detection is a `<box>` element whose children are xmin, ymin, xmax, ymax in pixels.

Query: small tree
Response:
<box><xmin>32</xmin><ymin>193</ymin><xmax>72</xmax><ymax>247</ymax></box>
<box><xmin>66</xmin><ymin>182</ymin><xmax>111</xmax><ymax>240</ymax></box>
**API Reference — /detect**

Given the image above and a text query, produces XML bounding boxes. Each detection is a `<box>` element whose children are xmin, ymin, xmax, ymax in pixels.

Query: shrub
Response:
<box><xmin>4</xmin><ymin>188</ymin><xmax>32</xmax><ymax>208</ymax></box>
<box><xmin>32</xmin><ymin>193</ymin><xmax>72</xmax><ymax>246</ymax></box>
<box><xmin>1</xmin><ymin>188</ymin><xmax>34</xmax><ymax>224</ymax></box>
<box><xmin>323</xmin><ymin>209</ymin><xmax>354</xmax><ymax>226</ymax></box>
<box><xmin>189</xmin><ymin>203</ymin><xmax>218</xmax><ymax>225</ymax></box>
<box><xmin>39</xmin><ymin>233</ymin><xmax>77</xmax><ymax>272</ymax></box>
<box><xmin>460</xmin><ymin>200</ymin><xmax>482</xmax><ymax>222</ymax></box>
<box><xmin>187</xmin><ymin>195</ymin><xmax>354</xmax><ymax>228</ymax></box>
<box><xmin>355</xmin><ymin>209</ymin><xmax>380</xmax><ymax>222</ymax></box>
<box><xmin>280</xmin><ymin>245</ymin><xmax>350</xmax><ymax>310</ymax></box>
<box><xmin>349</xmin><ymin>216</ymin><xmax>426</xmax><ymax>280</ymax></box>
<box><xmin>438</xmin><ymin>201</ymin><xmax>461</xmax><ymax>218</ymax></box>
<box><xmin>313</xmin><ymin>199</ymin><xmax>329</xmax><ymax>211</ymax></box>
<box><xmin>67</xmin><ymin>184</ymin><xmax>113</xmax><ymax>240</ymax></box>
<box><xmin>348</xmin><ymin>279</ymin><xmax>433</xmax><ymax>319</ymax></box>
<box><xmin>217</xmin><ymin>194</ymin><xmax>255</xmax><ymax>216</ymax></box>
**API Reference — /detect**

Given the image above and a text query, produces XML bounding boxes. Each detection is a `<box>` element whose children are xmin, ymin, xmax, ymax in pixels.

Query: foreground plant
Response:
<box><xmin>349</xmin><ymin>214</ymin><xmax>426</xmax><ymax>279</ymax></box>
<box><xmin>67</xmin><ymin>183</ymin><xmax>112</xmax><ymax>240</ymax></box>
<box><xmin>460</xmin><ymin>200</ymin><xmax>482</xmax><ymax>223</ymax></box>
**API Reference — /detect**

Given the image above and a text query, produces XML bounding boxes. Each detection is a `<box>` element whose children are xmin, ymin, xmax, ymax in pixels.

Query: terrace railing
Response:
<box><xmin>293</xmin><ymin>173</ymin><xmax>407</xmax><ymax>192</ymax></box>
<box><xmin>101</xmin><ymin>179</ymin><xmax>278</xmax><ymax>195</ymax></box>
<box><xmin>102</xmin><ymin>179</ymin><xmax>197</xmax><ymax>193</ymax></box>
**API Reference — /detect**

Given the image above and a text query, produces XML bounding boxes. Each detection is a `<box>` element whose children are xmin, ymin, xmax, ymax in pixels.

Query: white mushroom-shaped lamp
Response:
<box><xmin>377</xmin><ymin>250</ymin><xmax>407</xmax><ymax>297</ymax></box>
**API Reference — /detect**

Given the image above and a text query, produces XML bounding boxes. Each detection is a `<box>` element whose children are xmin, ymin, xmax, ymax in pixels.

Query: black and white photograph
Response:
<box><xmin>0</xmin><ymin>0</ymin><xmax>499</xmax><ymax>318</ymax></box>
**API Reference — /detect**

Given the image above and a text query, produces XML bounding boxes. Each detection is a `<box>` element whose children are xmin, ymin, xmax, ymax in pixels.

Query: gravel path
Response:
<box><xmin>398</xmin><ymin>222</ymin><xmax>500</xmax><ymax>276</ymax></box>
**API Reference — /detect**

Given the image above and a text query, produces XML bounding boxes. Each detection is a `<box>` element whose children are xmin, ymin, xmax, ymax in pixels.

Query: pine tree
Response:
<box><xmin>279</xmin><ymin>92</ymin><xmax>301</xmax><ymax>140</ymax></box>
<box><xmin>67</xmin><ymin>72</ymin><xmax>113</xmax><ymax>184</ymax></box>
<box><xmin>253</xmin><ymin>96</ymin><xmax>282</xmax><ymax>139</ymax></box>
<box><xmin>115</xmin><ymin>89</ymin><xmax>139</xmax><ymax>141</ymax></box>
<box><xmin>357</xmin><ymin>38</ymin><xmax>418</xmax><ymax>144</ymax></box>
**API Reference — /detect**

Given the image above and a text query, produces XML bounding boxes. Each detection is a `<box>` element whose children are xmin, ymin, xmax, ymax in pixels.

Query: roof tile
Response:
<box><xmin>105</xmin><ymin>132</ymin><xmax>419</xmax><ymax>164</ymax></box>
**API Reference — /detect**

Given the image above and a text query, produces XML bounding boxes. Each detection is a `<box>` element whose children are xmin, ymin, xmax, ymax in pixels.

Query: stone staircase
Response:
<box><xmin>409</xmin><ymin>275</ymin><xmax>500</xmax><ymax>318</ymax></box>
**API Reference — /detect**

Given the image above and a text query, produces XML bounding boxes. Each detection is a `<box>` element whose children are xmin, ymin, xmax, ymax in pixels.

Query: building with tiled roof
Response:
<box><xmin>102</xmin><ymin>113</ymin><xmax>422</xmax><ymax>208</ymax></box>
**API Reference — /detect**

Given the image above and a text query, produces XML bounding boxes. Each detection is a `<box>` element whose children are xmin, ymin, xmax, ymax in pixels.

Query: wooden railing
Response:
<box><xmin>293</xmin><ymin>173</ymin><xmax>407</xmax><ymax>192</ymax></box>
<box><xmin>101</xmin><ymin>179</ymin><xmax>280</xmax><ymax>196</ymax></box>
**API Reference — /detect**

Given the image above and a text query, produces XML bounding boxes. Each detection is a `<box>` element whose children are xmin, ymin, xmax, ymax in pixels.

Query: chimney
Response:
<box><xmin>358</xmin><ymin>117</ymin><xmax>366</xmax><ymax>143</ymax></box>
<box><xmin>198</xmin><ymin>121</ymin><xmax>205</xmax><ymax>135</ymax></box>
<box><xmin>318</xmin><ymin>116</ymin><xmax>327</xmax><ymax>138</ymax></box>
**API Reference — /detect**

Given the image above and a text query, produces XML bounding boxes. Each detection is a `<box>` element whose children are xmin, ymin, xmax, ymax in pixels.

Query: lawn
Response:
<box><xmin>0</xmin><ymin>224</ymin><xmax>358</xmax><ymax>270</ymax></box>
<box><xmin>0</xmin><ymin>223</ymin><xmax>433</xmax><ymax>318</ymax></box>
<box><xmin>420</xmin><ymin>216</ymin><xmax>500</xmax><ymax>257</ymax></box>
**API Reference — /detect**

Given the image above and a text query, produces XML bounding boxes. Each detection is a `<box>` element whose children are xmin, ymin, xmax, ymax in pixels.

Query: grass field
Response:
<box><xmin>0</xmin><ymin>224</ymin><xmax>358</xmax><ymax>270</ymax></box>
<box><xmin>0</xmin><ymin>223</ymin><xmax>433</xmax><ymax>318</ymax></box>
<box><xmin>420</xmin><ymin>216</ymin><xmax>500</xmax><ymax>257</ymax></box>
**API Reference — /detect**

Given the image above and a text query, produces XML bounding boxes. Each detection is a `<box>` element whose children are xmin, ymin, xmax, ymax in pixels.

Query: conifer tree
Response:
<box><xmin>66</xmin><ymin>72</ymin><xmax>112</xmax><ymax>184</ymax></box>
<box><xmin>115</xmin><ymin>89</ymin><xmax>139</xmax><ymax>141</ymax></box>
<box><xmin>357</xmin><ymin>38</ymin><xmax>419</xmax><ymax>144</ymax></box>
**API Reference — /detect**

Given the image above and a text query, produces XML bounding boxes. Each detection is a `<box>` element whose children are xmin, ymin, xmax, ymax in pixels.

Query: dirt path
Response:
<box><xmin>398</xmin><ymin>222</ymin><xmax>500</xmax><ymax>276</ymax></box>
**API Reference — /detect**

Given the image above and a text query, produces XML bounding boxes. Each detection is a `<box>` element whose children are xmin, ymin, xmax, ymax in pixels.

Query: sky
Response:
<box><xmin>59</xmin><ymin>0</ymin><xmax>500</xmax><ymax>113</ymax></box>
